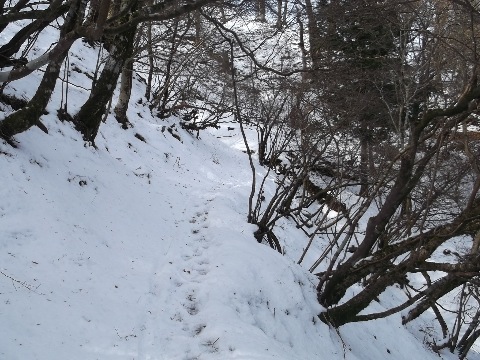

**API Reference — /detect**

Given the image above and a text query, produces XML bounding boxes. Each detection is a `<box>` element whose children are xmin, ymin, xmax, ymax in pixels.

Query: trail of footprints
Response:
<box><xmin>175</xmin><ymin>203</ymin><xmax>219</xmax><ymax>356</ymax></box>
<box><xmin>134</xmin><ymin>198</ymin><xmax>223</xmax><ymax>359</ymax></box>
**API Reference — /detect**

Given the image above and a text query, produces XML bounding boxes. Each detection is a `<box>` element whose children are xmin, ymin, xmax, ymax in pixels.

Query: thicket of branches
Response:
<box><xmin>1</xmin><ymin>0</ymin><xmax>480</xmax><ymax>357</ymax></box>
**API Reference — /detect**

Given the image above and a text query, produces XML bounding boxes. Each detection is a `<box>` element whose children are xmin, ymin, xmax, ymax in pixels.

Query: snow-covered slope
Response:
<box><xmin>0</xmin><ymin>40</ymin><xmax>473</xmax><ymax>359</ymax></box>
<box><xmin>0</xmin><ymin>108</ymin><xmax>453</xmax><ymax>360</ymax></box>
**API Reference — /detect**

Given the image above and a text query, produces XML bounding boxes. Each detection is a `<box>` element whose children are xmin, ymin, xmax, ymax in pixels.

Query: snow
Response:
<box><xmin>0</xmin><ymin>108</ymin><xmax>325</xmax><ymax>359</ymax></box>
<box><xmin>0</xmin><ymin>16</ymin><xmax>478</xmax><ymax>360</ymax></box>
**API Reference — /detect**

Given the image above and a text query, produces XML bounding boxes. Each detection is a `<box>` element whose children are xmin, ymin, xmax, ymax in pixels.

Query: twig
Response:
<box><xmin>1</xmin><ymin>270</ymin><xmax>41</xmax><ymax>294</ymax></box>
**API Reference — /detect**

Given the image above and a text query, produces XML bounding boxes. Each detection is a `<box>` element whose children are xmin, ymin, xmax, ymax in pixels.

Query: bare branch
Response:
<box><xmin>0</xmin><ymin>31</ymin><xmax>80</xmax><ymax>83</ymax></box>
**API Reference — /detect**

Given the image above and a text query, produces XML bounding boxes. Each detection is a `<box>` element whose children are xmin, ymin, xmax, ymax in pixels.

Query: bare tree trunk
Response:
<box><xmin>75</xmin><ymin>8</ymin><xmax>138</xmax><ymax>143</ymax></box>
<box><xmin>296</xmin><ymin>8</ymin><xmax>308</xmax><ymax>81</ymax></box>
<box><xmin>194</xmin><ymin>10</ymin><xmax>202</xmax><ymax>43</ymax></box>
<box><xmin>318</xmin><ymin>126</ymin><xmax>443</xmax><ymax>306</ymax></box>
<box><xmin>257</xmin><ymin>0</ymin><xmax>266</xmax><ymax>22</ymax></box>
<box><xmin>0</xmin><ymin>0</ymin><xmax>85</xmax><ymax>142</ymax></box>
<box><xmin>457</xmin><ymin>305</ymin><xmax>480</xmax><ymax>359</ymax></box>
<box><xmin>155</xmin><ymin>19</ymin><xmax>179</xmax><ymax>117</ymax></box>
<box><xmin>220</xmin><ymin>0</ymin><xmax>226</xmax><ymax>23</ymax></box>
<box><xmin>401</xmin><ymin>274</ymin><xmax>466</xmax><ymax>324</ymax></box>
<box><xmin>144</xmin><ymin>0</ymin><xmax>155</xmax><ymax>100</ymax></box>
<box><xmin>359</xmin><ymin>130</ymin><xmax>369</xmax><ymax>197</ymax></box>
<box><xmin>459</xmin><ymin>329</ymin><xmax>480</xmax><ymax>360</ymax></box>
<box><xmin>0</xmin><ymin>53</ymin><xmax>61</xmax><ymax>141</ymax></box>
<box><xmin>113</xmin><ymin>55</ymin><xmax>134</xmax><ymax>128</ymax></box>
<box><xmin>145</xmin><ymin>21</ymin><xmax>154</xmax><ymax>100</ymax></box>
<box><xmin>276</xmin><ymin>0</ymin><xmax>282</xmax><ymax>29</ymax></box>
<box><xmin>304</xmin><ymin>0</ymin><xmax>321</xmax><ymax>71</ymax></box>
<box><xmin>317</xmin><ymin>184</ymin><xmax>480</xmax><ymax>326</ymax></box>
<box><xmin>282</xmin><ymin>0</ymin><xmax>288</xmax><ymax>26</ymax></box>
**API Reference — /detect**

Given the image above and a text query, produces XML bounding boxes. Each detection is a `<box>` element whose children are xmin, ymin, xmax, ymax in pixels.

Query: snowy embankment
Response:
<box><xmin>0</xmin><ymin>43</ymin><xmax>469</xmax><ymax>360</ymax></box>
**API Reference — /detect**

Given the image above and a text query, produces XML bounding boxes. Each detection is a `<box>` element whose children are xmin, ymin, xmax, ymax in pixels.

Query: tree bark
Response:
<box><xmin>194</xmin><ymin>10</ymin><xmax>202</xmax><ymax>42</ymax></box>
<box><xmin>113</xmin><ymin>55</ymin><xmax>134</xmax><ymax>128</ymax></box>
<box><xmin>0</xmin><ymin>51</ymin><xmax>64</xmax><ymax>141</ymax></box>
<box><xmin>0</xmin><ymin>0</ymin><xmax>85</xmax><ymax>141</ymax></box>
<box><xmin>359</xmin><ymin>126</ymin><xmax>369</xmax><ymax>197</ymax></box>
<box><xmin>304</xmin><ymin>0</ymin><xmax>321</xmax><ymax>71</ymax></box>
<box><xmin>144</xmin><ymin>21</ymin><xmax>154</xmax><ymax>100</ymax></box>
<box><xmin>319</xmin><ymin>149</ymin><xmax>419</xmax><ymax>306</ymax></box>
<box><xmin>401</xmin><ymin>274</ymin><xmax>466</xmax><ymax>324</ymax></box>
<box><xmin>276</xmin><ymin>0</ymin><xmax>282</xmax><ymax>29</ymax></box>
<box><xmin>75</xmin><ymin>3</ymin><xmax>138</xmax><ymax>143</ymax></box>
<box><xmin>318</xmin><ymin>200</ymin><xmax>480</xmax><ymax>326</ymax></box>
<box><xmin>257</xmin><ymin>0</ymin><xmax>266</xmax><ymax>22</ymax></box>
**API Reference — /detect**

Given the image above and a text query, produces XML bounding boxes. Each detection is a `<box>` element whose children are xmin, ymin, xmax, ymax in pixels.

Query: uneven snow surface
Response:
<box><xmin>0</xmin><ymin>40</ymin><xmax>475</xmax><ymax>359</ymax></box>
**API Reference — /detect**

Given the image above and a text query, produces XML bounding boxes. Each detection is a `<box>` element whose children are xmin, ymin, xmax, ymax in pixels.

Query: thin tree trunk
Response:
<box><xmin>319</xmin><ymin>128</ymin><xmax>443</xmax><ymax>307</ymax></box>
<box><xmin>402</xmin><ymin>274</ymin><xmax>465</xmax><ymax>324</ymax></box>
<box><xmin>359</xmin><ymin>130</ymin><xmax>369</xmax><ymax>197</ymax></box>
<box><xmin>459</xmin><ymin>329</ymin><xmax>480</xmax><ymax>360</ymax></box>
<box><xmin>296</xmin><ymin>8</ymin><xmax>308</xmax><ymax>81</ymax></box>
<box><xmin>145</xmin><ymin>21</ymin><xmax>154</xmax><ymax>100</ymax></box>
<box><xmin>156</xmin><ymin>19</ymin><xmax>179</xmax><ymax>117</ymax></box>
<box><xmin>304</xmin><ymin>0</ymin><xmax>321</xmax><ymax>71</ymax></box>
<box><xmin>220</xmin><ymin>0</ymin><xmax>226</xmax><ymax>23</ymax></box>
<box><xmin>319</xmin><ymin>154</ymin><xmax>416</xmax><ymax>306</ymax></box>
<box><xmin>318</xmin><ymin>199</ymin><xmax>480</xmax><ymax>326</ymax></box>
<box><xmin>257</xmin><ymin>0</ymin><xmax>266</xmax><ymax>22</ymax></box>
<box><xmin>113</xmin><ymin>55</ymin><xmax>134</xmax><ymax>128</ymax></box>
<box><xmin>276</xmin><ymin>0</ymin><xmax>282</xmax><ymax>29</ymax></box>
<box><xmin>194</xmin><ymin>10</ymin><xmax>202</xmax><ymax>43</ymax></box>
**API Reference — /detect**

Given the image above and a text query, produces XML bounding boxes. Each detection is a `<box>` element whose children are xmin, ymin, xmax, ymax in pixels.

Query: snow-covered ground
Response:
<box><xmin>0</xmin><ymin>22</ymin><xmax>477</xmax><ymax>360</ymax></box>
<box><xmin>0</xmin><ymin>102</ymin><xmax>460</xmax><ymax>359</ymax></box>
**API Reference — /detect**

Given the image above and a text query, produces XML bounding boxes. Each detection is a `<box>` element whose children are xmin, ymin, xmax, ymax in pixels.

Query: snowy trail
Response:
<box><xmin>121</xmin><ymin>135</ymin><xmax>252</xmax><ymax>360</ymax></box>
<box><xmin>136</xmin><ymin>196</ymin><xmax>217</xmax><ymax>359</ymax></box>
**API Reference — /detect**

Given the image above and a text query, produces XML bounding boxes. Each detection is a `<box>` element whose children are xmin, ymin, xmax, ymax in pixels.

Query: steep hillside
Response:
<box><xmin>0</xmin><ymin>36</ymin><xmax>475</xmax><ymax>358</ymax></box>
